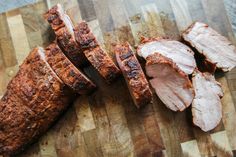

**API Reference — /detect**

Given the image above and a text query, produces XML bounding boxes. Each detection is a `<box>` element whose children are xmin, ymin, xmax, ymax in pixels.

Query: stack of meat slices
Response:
<box><xmin>137</xmin><ymin>22</ymin><xmax>236</xmax><ymax>132</ymax></box>
<box><xmin>44</xmin><ymin>4</ymin><xmax>120</xmax><ymax>83</ymax></box>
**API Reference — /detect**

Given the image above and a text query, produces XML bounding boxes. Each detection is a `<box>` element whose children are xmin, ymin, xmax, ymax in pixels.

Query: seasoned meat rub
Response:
<box><xmin>74</xmin><ymin>21</ymin><xmax>120</xmax><ymax>83</ymax></box>
<box><xmin>146</xmin><ymin>53</ymin><xmax>194</xmax><ymax>111</ymax></box>
<box><xmin>137</xmin><ymin>38</ymin><xmax>196</xmax><ymax>75</ymax></box>
<box><xmin>192</xmin><ymin>71</ymin><xmax>223</xmax><ymax>132</ymax></box>
<box><xmin>45</xmin><ymin>43</ymin><xmax>96</xmax><ymax>94</ymax></box>
<box><xmin>115</xmin><ymin>42</ymin><xmax>152</xmax><ymax>108</ymax></box>
<box><xmin>0</xmin><ymin>48</ymin><xmax>74</xmax><ymax>156</ymax></box>
<box><xmin>44</xmin><ymin>4</ymin><xmax>87</xmax><ymax>67</ymax></box>
<box><xmin>182</xmin><ymin>22</ymin><xmax>236</xmax><ymax>72</ymax></box>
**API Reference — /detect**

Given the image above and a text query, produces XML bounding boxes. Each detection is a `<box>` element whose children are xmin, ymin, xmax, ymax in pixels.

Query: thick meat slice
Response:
<box><xmin>74</xmin><ymin>21</ymin><xmax>120</xmax><ymax>83</ymax></box>
<box><xmin>192</xmin><ymin>71</ymin><xmax>223</xmax><ymax>132</ymax></box>
<box><xmin>45</xmin><ymin>43</ymin><xmax>96</xmax><ymax>94</ymax></box>
<box><xmin>0</xmin><ymin>48</ymin><xmax>74</xmax><ymax>156</ymax></box>
<box><xmin>44</xmin><ymin>4</ymin><xmax>87</xmax><ymax>67</ymax></box>
<box><xmin>146</xmin><ymin>53</ymin><xmax>194</xmax><ymax>111</ymax></box>
<box><xmin>115</xmin><ymin>42</ymin><xmax>152</xmax><ymax>108</ymax></box>
<box><xmin>137</xmin><ymin>38</ymin><xmax>196</xmax><ymax>75</ymax></box>
<box><xmin>182</xmin><ymin>22</ymin><xmax>236</xmax><ymax>72</ymax></box>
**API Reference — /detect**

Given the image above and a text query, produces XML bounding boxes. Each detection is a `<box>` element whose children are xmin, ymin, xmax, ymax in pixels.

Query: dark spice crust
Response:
<box><xmin>74</xmin><ymin>21</ymin><xmax>121</xmax><ymax>83</ymax></box>
<box><xmin>45</xmin><ymin>43</ymin><xmax>96</xmax><ymax>94</ymax></box>
<box><xmin>115</xmin><ymin>42</ymin><xmax>152</xmax><ymax>108</ymax></box>
<box><xmin>0</xmin><ymin>48</ymin><xmax>75</xmax><ymax>156</ymax></box>
<box><xmin>44</xmin><ymin>4</ymin><xmax>87</xmax><ymax>67</ymax></box>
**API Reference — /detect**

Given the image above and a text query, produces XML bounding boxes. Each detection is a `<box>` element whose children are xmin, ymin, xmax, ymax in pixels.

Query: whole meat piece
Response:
<box><xmin>146</xmin><ymin>53</ymin><xmax>194</xmax><ymax>111</ymax></box>
<box><xmin>44</xmin><ymin>4</ymin><xmax>87</xmax><ymax>67</ymax></box>
<box><xmin>137</xmin><ymin>38</ymin><xmax>196</xmax><ymax>75</ymax></box>
<box><xmin>45</xmin><ymin>43</ymin><xmax>96</xmax><ymax>94</ymax></box>
<box><xmin>0</xmin><ymin>48</ymin><xmax>75</xmax><ymax>156</ymax></box>
<box><xmin>182</xmin><ymin>22</ymin><xmax>236</xmax><ymax>72</ymax></box>
<box><xmin>74</xmin><ymin>21</ymin><xmax>120</xmax><ymax>83</ymax></box>
<box><xmin>115</xmin><ymin>42</ymin><xmax>152</xmax><ymax>108</ymax></box>
<box><xmin>192</xmin><ymin>71</ymin><xmax>223</xmax><ymax>132</ymax></box>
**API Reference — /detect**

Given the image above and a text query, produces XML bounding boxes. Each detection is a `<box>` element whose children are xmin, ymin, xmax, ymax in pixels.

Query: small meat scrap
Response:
<box><xmin>45</xmin><ymin>43</ymin><xmax>96</xmax><ymax>94</ymax></box>
<box><xmin>115</xmin><ymin>42</ymin><xmax>152</xmax><ymax>108</ymax></box>
<box><xmin>192</xmin><ymin>70</ymin><xmax>223</xmax><ymax>132</ymax></box>
<box><xmin>182</xmin><ymin>22</ymin><xmax>236</xmax><ymax>72</ymax></box>
<box><xmin>137</xmin><ymin>38</ymin><xmax>196</xmax><ymax>75</ymax></box>
<box><xmin>74</xmin><ymin>21</ymin><xmax>120</xmax><ymax>83</ymax></box>
<box><xmin>44</xmin><ymin>4</ymin><xmax>87</xmax><ymax>67</ymax></box>
<box><xmin>146</xmin><ymin>53</ymin><xmax>194</xmax><ymax>111</ymax></box>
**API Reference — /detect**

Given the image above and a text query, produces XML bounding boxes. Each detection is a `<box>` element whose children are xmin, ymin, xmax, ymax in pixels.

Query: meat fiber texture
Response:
<box><xmin>44</xmin><ymin>4</ymin><xmax>87</xmax><ymax>67</ymax></box>
<box><xmin>137</xmin><ymin>38</ymin><xmax>196</xmax><ymax>75</ymax></box>
<box><xmin>192</xmin><ymin>71</ymin><xmax>223</xmax><ymax>132</ymax></box>
<box><xmin>182</xmin><ymin>22</ymin><xmax>236</xmax><ymax>72</ymax></box>
<box><xmin>146</xmin><ymin>53</ymin><xmax>194</xmax><ymax>111</ymax></box>
<box><xmin>74</xmin><ymin>21</ymin><xmax>121</xmax><ymax>83</ymax></box>
<box><xmin>115</xmin><ymin>42</ymin><xmax>152</xmax><ymax>108</ymax></box>
<box><xmin>45</xmin><ymin>43</ymin><xmax>96</xmax><ymax>94</ymax></box>
<box><xmin>0</xmin><ymin>48</ymin><xmax>75</xmax><ymax>156</ymax></box>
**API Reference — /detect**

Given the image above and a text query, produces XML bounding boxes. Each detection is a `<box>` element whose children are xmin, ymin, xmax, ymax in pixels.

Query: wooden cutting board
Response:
<box><xmin>0</xmin><ymin>0</ymin><xmax>236</xmax><ymax>156</ymax></box>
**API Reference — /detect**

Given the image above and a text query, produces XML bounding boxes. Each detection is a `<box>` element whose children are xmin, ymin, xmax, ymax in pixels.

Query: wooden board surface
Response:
<box><xmin>0</xmin><ymin>0</ymin><xmax>236</xmax><ymax>156</ymax></box>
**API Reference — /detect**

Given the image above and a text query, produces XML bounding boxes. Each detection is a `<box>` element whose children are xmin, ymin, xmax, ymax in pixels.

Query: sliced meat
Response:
<box><xmin>137</xmin><ymin>38</ymin><xmax>196</xmax><ymax>75</ymax></box>
<box><xmin>115</xmin><ymin>42</ymin><xmax>152</xmax><ymax>108</ymax></box>
<box><xmin>192</xmin><ymin>71</ymin><xmax>223</xmax><ymax>132</ymax></box>
<box><xmin>74</xmin><ymin>21</ymin><xmax>121</xmax><ymax>83</ymax></box>
<box><xmin>45</xmin><ymin>43</ymin><xmax>96</xmax><ymax>94</ymax></box>
<box><xmin>0</xmin><ymin>48</ymin><xmax>75</xmax><ymax>156</ymax></box>
<box><xmin>145</xmin><ymin>53</ymin><xmax>194</xmax><ymax>111</ymax></box>
<box><xmin>182</xmin><ymin>22</ymin><xmax>236</xmax><ymax>72</ymax></box>
<box><xmin>44</xmin><ymin>4</ymin><xmax>87</xmax><ymax>67</ymax></box>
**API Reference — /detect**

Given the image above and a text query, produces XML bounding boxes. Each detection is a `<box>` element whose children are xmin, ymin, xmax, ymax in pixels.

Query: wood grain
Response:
<box><xmin>0</xmin><ymin>0</ymin><xmax>236</xmax><ymax>156</ymax></box>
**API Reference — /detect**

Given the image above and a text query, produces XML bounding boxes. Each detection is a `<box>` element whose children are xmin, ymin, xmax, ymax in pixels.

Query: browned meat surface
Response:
<box><xmin>182</xmin><ymin>22</ymin><xmax>236</xmax><ymax>72</ymax></box>
<box><xmin>44</xmin><ymin>4</ymin><xmax>87</xmax><ymax>67</ymax></box>
<box><xmin>45</xmin><ymin>43</ymin><xmax>96</xmax><ymax>94</ymax></box>
<box><xmin>74</xmin><ymin>21</ymin><xmax>120</xmax><ymax>83</ymax></box>
<box><xmin>0</xmin><ymin>48</ymin><xmax>75</xmax><ymax>156</ymax></box>
<box><xmin>146</xmin><ymin>53</ymin><xmax>194</xmax><ymax>111</ymax></box>
<box><xmin>192</xmin><ymin>71</ymin><xmax>223</xmax><ymax>132</ymax></box>
<box><xmin>115</xmin><ymin>42</ymin><xmax>152</xmax><ymax>108</ymax></box>
<box><xmin>137</xmin><ymin>38</ymin><xmax>196</xmax><ymax>75</ymax></box>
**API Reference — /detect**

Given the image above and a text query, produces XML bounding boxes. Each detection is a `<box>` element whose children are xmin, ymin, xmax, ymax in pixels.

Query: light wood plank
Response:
<box><xmin>181</xmin><ymin>140</ymin><xmax>201</xmax><ymax>157</ymax></box>
<box><xmin>6</xmin><ymin>10</ymin><xmax>31</xmax><ymax>64</ymax></box>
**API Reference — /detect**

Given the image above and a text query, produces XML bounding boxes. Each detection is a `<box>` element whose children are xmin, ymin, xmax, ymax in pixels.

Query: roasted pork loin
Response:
<box><xmin>182</xmin><ymin>22</ymin><xmax>236</xmax><ymax>72</ymax></box>
<box><xmin>115</xmin><ymin>42</ymin><xmax>152</xmax><ymax>108</ymax></box>
<box><xmin>137</xmin><ymin>38</ymin><xmax>196</xmax><ymax>75</ymax></box>
<box><xmin>44</xmin><ymin>4</ymin><xmax>87</xmax><ymax>67</ymax></box>
<box><xmin>45</xmin><ymin>43</ymin><xmax>96</xmax><ymax>94</ymax></box>
<box><xmin>74</xmin><ymin>21</ymin><xmax>121</xmax><ymax>83</ymax></box>
<box><xmin>192</xmin><ymin>70</ymin><xmax>223</xmax><ymax>132</ymax></box>
<box><xmin>0</xmin><ymin>48</ymin><xmax>75</xmax><ymax>156</ymax></box>
<box><xmin>146</xmin><ymin>53</ymin><xmax>194</xmax><ymax>111</ymax></box>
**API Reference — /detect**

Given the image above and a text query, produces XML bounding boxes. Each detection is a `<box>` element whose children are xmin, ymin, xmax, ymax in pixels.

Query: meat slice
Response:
<box><xmin>0</xmin><ymin>48</ymin><xmax>74</xmax><ymax>156</ymax></box>
<box><xmin>192</xmin><ymin>71</ymin><xmax>223</xmax><ymax>132</ymax></box>
<box><xmin>45</xmin><ymin>43</ymin><xmax>96</xmax><ymax>94</ymax></box>
<box><xmin>145</xmin><ymin>53</ymin><xmax>194</xmax><ymax>111</ymax></box>
<box><xmin>74</xmin><ymin>21</ymin><xmax>121</xmax><ymax>83</ymax></box>
<box><xmin>137</xmin><ymin>38</ymin><xmax>196</xmax><ymax>75</ymax></box>
<box><xmin>44</xmin><ymin>4</ymin><xmax>86</xmax><ymax>67</ymax></box>
<box><xmin>115</xmin><ymin>42</ymin><xmax>152</xmax><ymax>108</ymax></box>
<box><xmin>182</xmin><ymin>22</ymin><xmax>236</xmax><ymax>72</ymax></box>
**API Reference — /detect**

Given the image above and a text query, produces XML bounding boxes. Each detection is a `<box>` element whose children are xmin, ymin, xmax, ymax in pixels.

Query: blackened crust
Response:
<box><xmin>74</xmin><ymin>21</ymin><xmax>121</xmax><ymax>83</ymax></box>
<box><xmin>115</xmin><ymin>42</ymin><xmax>152</xmax><ymax>108</ymax></box>
<box><xmin>45</xmin><ymin>43</ymin><xmax>96</xmax><ymax>94</ymax></box>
